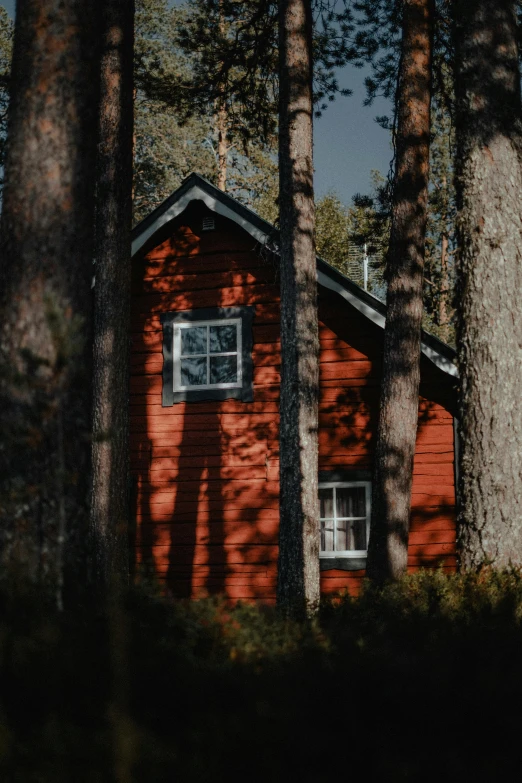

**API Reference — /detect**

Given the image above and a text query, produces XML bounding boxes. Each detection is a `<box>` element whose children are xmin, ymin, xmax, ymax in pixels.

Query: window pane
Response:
<box><xmin>336</xmin><ymin>518</ymin><xmax>367</xmax><ymax>551</ymax></box>
<box><xmin>180</xmin><ymin>356</ymin><xmax>207</xmax><ymax>386</ymax></box>
<box><xmin>336</xmin><ymin>486</ymin><xmax>366</xmax><ymax>518</ymax></box>
<box><xmin>209</xmin><ymin>324</ymin><xmax>237</xmax><ymax>353</ymax></box>
<box><xmin>210</xmin><ymin>355</ymin><xmax>238</xmax><ymax>384</ymax></box>
<box><xmin>351</xmin><ymin>519</ymin><xmax>367</xmax><ymax>551</ymax></box>
<box><xmin>319</xmin><ymin>488</ymin><xmax>334</xmax><ymax>519</ymax></box>
<box><xmin>181</xmin><ymin>326</ymin><xmax>207</xmax><ymax>355</ymax></box>
<box><xmin>321</xmin><ymin>519</ymin><xmax>334</xmax><ymax>552</ymax></box>
<box><xmin>336</xmin><ymin>519</ymin><xmax>348</xmax><ymax>551</ymax></box>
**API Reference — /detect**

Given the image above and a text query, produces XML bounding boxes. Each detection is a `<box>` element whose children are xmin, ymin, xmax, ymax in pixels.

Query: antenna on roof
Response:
<box><xmin>363</xmin><ymin>244</ymin><xmax>369</xmax><ymax>292</ymax></box>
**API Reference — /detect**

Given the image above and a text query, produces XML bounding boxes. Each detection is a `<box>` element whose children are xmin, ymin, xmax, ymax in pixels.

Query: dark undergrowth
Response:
<box><xmin>1</xmin><ymin>568</ymin><xmax>522</xmax><ymax>782</ymax></box>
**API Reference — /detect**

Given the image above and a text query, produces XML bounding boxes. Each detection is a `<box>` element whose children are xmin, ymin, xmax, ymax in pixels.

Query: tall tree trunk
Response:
<box><xmin>90</xmin><ymin>0</ymin><xmax>134</xmax><ymax>592</ymax></box>
<box><xmin>438</xmin><ymin>230</ymin><xmax>449</xmax><ymax>332</ymax></box>
<box><xmin>276</xmin><ymin>0</ymin><xmax>320</xmax><ymax>617</ymax></box>
<box><xmin>90</xmin><ymin>10</ymin><xmax>135</xmax><ymax>774</ymax></box>
<box><xmin>0</xmin><ymin>0</ymin><xmax>100</xmax><ymax>606</ymax></box>
<box><xmin>366</xmin><ymin>0</ymin><xmax>433</xmax><ymax>584</ymax></box>
<box><xmin>216</xmin><ymin>99</ymin><xmax>228</xmax><ymax>191</ymax></box>
<box><xmin>216</xmin><ymin>0</ymin><xmax>227</xmax><ymax>192</ymax></box>
<box><xmin>453</xmin><ymin>0</ymin><xmax>522</xmax><ymax>569</ymax></box>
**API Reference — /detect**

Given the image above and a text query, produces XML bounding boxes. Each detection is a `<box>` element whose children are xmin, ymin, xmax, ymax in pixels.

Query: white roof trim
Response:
<box><xmin>132</xmin><ymin>177</ymin><xmax>458</xmax><ymax>379</ymax></box>
<box><xmin>317</xmin><ymin>269</ymin><xmax>386</xmax><ymax>329</ymax></box>
<box><xmin>131</xmin><ymin>183</ymin><xmax>269</xmax><ymax>257</ymax></box>
<box><xmin>317</xmin><ymin>270</ymin><xmax>458</xmax><ymax>378</ymax></box>
<box><xmin>420</xmin><ymin>343</ymin><xmax>458</xmax><ymax>377</ymax></box>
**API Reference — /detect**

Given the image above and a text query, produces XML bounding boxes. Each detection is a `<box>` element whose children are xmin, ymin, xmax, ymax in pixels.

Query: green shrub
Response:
<box><xmin>2</xmin><ymin>570</ymin><xmax>522</xmax><ymax>781</ymax></box>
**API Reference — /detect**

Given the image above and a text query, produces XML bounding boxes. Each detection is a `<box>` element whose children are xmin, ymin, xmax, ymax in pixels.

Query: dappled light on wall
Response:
<box><xmin>130</xmin><ymin>182</ymin><xmax>458</xmax><ymax>602</ymax></box>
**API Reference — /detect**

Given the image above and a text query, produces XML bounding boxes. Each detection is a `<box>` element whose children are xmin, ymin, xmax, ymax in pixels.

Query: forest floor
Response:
<box><xmin>1</xmin><ymin>568</ymin><xmax>521</xmax><ymax>782</ymax></box>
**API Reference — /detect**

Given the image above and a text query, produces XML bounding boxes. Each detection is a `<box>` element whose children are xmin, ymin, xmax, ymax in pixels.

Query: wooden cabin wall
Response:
<box><xmin>131</xmin><ymin>203</ymin><xmax>281</xmax><ymax>601</ymax></box>
<box><xmin>315</xmin><ymin>289</ymin><xmax>457</xmax><ymax>596</ymax></box>
<box><xmin>130</xmin><ymin>203</ymin><xmax>457</xmax><ymax>602</ymax></box>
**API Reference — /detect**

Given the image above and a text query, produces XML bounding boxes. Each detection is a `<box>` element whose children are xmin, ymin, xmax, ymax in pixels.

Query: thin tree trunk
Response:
<box><xmin>90</xmin><ymin>13</ymin><xmax>135</xmax><ymax>777</ymax></box>
<box><xmin>438</xmin><ymin>230</ymin><xmax>449</xmax><ymax>330</ymax></box>
<box><xmin>276</xmin><ymin>0</ymin><xmax>320</xmax><ymax>617</ymax></box>
<box><xmin>366</xmin><ymin>0</ymin><xmax>433</xmax><ymax>584</ymax></box>
<box><xmin>90</xmin><ymin>0</ymin><xmax>134</xmax><ymax>593</ymax></box>
<box><xmin>453</xmin><ymin>0</ymin><xmax>522</xmax><ymax>569</ymax></box>
<box><xmin>0</xmin><ymin>0</ymin><xmax>100</xmax><ymax>606</ymax></box>
<box><xmin>132</xmin><ymin>86</ymin><xmax>137</xmax><ymax>208</ymax></box>
<box><xmin>216</xmin><ymin>0</ymin><xmax>227</xmax><ymax>192</ymax></box>
<box><xmin>216</xmin><ymin>99</ymin><xmax>228</xmax><ymax>191</ymax></box>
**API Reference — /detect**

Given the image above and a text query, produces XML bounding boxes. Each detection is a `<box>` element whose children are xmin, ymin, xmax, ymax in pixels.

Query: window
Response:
<box><xmin>160</xmin><ymin>306</ymin><xmax>254</xmax><ymax>405</ymax></box>
<box><xmin>174</xmin><ymin>319</ymin><xmax>242</xmax><ymax>391</ymax></box>
<box><xmin>319</xmin><ymin>481</ymin><xmax>371</xmax><ymax>568</ymax></box>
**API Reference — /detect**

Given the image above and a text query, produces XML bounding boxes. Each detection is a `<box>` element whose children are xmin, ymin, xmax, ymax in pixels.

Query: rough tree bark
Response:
<box><xmin>453</xmin><ymin>0</ymin><xmax>522</xmax><ymax>569</ymax></box>
<box><xmin>276</xmin><ymin>0</ymin><xmax>320</xmax><ymax>617</ymax></box>
<box><xmin>216</xmin><ymin>99</ymin><xmax>228</xmax><ymax>191</ymax></box>
<box><xmin>438</xmin><ymin>229</ymin><xmax>449</xmax><ymax>331</ymax></box>
<box><xmin>0</xmin><ymin>0</ymin><xmax>100</xmax><ymax>607</ymax></box>
<box><xmin>90</xmin><ymin>0</ymin><xmax>134</xmax><ymax>592</ymax></box>
<box><xmin>216</xmin><ymin>1</ymin><xmax>227</xmax><ymax>192</ymax></box>
<box><xmin>366</xmin><ymin>0</ymin><xmax>433</xmax><ymax>584</ymax></box>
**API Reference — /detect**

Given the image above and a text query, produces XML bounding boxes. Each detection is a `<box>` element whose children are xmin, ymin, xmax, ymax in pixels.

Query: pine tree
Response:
<box><xmin>90</xmin><ymin>0</ymin><xmax>135</xmax><ymax>592</ymax></box>
<box><xmin>174</xmin><ymin>0</ymin><xmax>280</xmax><ymax>201</ymax></box>
<box><xmin>424</xmin><ymin>95</ymin><xmax>456</xmax><ymax>345</ymax></box>
<box><xmin>0</xmin><ymin>0</ymin><xmax>101</xmax><ymax>606</ymax></box>
<box><xmin>365</xmin><ymin>0</ymin><xmax>434</xmax><ymax>584</ymax></box>
<box><xmin>276</xmin><ymin>0</ymin><xmax>320</xmax><ymax>618</ymax></box>
<box><xmin>315</xmin><ymin>193</ymin><xmax>352</xmax><ymax>272</ymax></box>
<box><xmin>350</xmin><ymin>0</ymin><xmax>457</xmax><ymax>340</ymax></box>
<box><xmin>133</xmin><ymin>0</ymin><xmax>217</xmax><ymax>222</ymax></box>
<box><xmin>175</xmin><ymin>0</ymin><xmax>278</xmax><ymax>148</ymax></box>
<box><xmin>133</xmin><ymin>0</ymin><xmax>279</xmax><ymax>222</ymax></box>
<box><xmin>453</xmin><ymin>0</ymin><xmax>522</xmax><ymax>569</ymax></box>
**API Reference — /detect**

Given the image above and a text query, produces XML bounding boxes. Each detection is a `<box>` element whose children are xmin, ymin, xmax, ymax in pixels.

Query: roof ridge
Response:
<box><xmin>131</xmin><ymin>172</ymin><xmax>457</xmax><ymax>377</ymax></box>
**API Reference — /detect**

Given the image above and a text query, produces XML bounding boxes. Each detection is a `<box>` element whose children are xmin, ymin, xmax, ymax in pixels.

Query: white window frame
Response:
<box><xmin>173</xmin><ymin>318</ymin><xmax>243</xmax><ymax>392</ymax></box>
<box><xmin>318</xmin><ymin>481</ymin><xmax>371</xmax><ymax>559</ymax></box>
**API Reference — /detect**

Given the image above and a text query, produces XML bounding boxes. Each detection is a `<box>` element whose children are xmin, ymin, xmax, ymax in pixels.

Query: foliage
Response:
<box><xmin>349</xmin><ymin>0</ymin><xmax>452</xmax><ymax>123</ymax></box>
<box><xmin>424</xmin><ymin>95</ymin><xmax>456</xmax><ymax>344</ymax></box>
<box><xmin>173</xmin><ymin>0</ymin><xmax>357</xmax><ymax>142</ymax></box>
<box><xmin>347</xmin><ymin>0</ymin><xmax>457</xmax><ymax>343</ymax></box>
<box><xmin>254</xmin><ymin>183</ymin><xmax>386</xmax><ymax>296</ymax></box>
<box><xmin>346</xmin><ymin>170</ymin><xmax>389</xmax><ymax>297</ymax></box>
<box><xmin>315</xmin><ymin>192</ymin><xmax>352</xmax><ymax>272</ymax></box>
<box><xmin>0</xmin><ymin>5</ymin><xmax>13</xmax><ymax>193</ymax></box>
<box><xmin>133</xmin><ymin>0</ymin><xmax>279</xmax><ymax>224</ymax></box>
<box><xmin>175</xmin><ymin>0</ymin><xmax>279</xmax><ymax>148</ymax></box>
<box><xmin>346</xmin><ymin>149</ymin><xmax>456</xmax><ymax>341</ymax></box>
<box><xmin>226</xmin><ymin>144</ymin><xmax>279</xmax><ymax>217</ymax></box>
<box><xmin>2</xmin><ymin>570</ymin><xmax>522</xmax><ymax>779</ymax></box>
<box><xmin>348</xmin><ymin>169</ymin><xmax>390</xmax><ymax>258</ymax></box>
<box><xmin>248</xmin><ymin>154</ymin><xmax>279</xmax><ymax>224</ymax></box>
<box><xmin>133</xmin><ymin>0</ymin><xmax>217</xmax><ymax>223</ymax></box>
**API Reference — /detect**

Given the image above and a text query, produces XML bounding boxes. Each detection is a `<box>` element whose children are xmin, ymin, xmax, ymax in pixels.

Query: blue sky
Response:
<box><xmin>1</xmin><ymin>0</ymin><xmax>392</xmax><ymax>205</ymax></box>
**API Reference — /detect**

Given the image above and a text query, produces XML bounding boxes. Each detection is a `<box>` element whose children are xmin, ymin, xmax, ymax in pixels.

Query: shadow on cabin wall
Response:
<box><xmin>130</xmin><ymin>204</ymin><xmax>458</xmax><ymax>598</ymax></box>
<box><xmin>131</xmin><ymin>203</ymin><xmax>281</xmax><ymax>600</ymax></box>
<box><xmin>317</xmin><ymin>290</ymin><xmax>457</xmax><ymax>577</ymax></box>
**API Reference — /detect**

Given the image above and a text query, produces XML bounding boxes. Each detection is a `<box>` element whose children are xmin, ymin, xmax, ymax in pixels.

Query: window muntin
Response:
<box><xmin>173</xmin><ymin>318</ymin><xmax>242</xmax><ymax>391</ymax></box>
<box><xmin>319</xmin><ymin>481</ymin><xmax>371</xmax><ymax>558</ymax></box>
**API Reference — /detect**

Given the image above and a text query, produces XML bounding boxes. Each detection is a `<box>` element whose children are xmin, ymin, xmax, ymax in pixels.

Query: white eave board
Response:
<box><xmin>131</xmin><ymin>175</ymin><xmax>458</xmax><ymax>379</ymax></box>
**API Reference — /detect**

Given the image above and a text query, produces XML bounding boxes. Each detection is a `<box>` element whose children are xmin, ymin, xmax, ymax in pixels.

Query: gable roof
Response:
<box><xmin>132</xmin><ymin>172</ymin><xmax>457</xmax><ymax>379</ymax></box>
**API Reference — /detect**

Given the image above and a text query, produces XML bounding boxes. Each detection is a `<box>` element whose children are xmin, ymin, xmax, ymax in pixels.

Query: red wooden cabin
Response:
<box><xmin>130</xmin><ymin>174</ymin><xmax>458</xmax><ymax>602</ymax></box>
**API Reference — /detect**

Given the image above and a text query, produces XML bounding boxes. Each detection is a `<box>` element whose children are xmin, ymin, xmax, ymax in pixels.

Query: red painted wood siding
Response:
<box><xmin>130</xmin><ymin>203</ymin><xmax>457</xmax><ymax>601</ymax></box>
